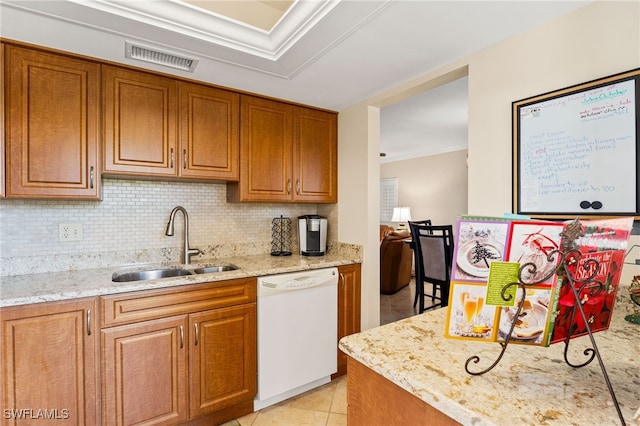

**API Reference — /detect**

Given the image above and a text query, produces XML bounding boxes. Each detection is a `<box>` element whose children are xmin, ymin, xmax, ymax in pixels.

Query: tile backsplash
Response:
<box><xmin>0</xmin><ymin>179</ymin><xmax>331</xmax><ymax>276</ymax></box>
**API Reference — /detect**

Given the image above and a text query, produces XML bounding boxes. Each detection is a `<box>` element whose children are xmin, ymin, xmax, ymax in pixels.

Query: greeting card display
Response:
<box><xmin>549</xmin><ymin>217</ymin><xmax>634</xmax><ymax>344</ymax></box>
<box><xmin>445</xmin><ymin>218</ymin><xmax>564</xmax><ymax>346</ymax></box>
<box><xmin>445</xmin><ymin>216</ymin><xmax>634</xmax><ymax>347</ymax></box>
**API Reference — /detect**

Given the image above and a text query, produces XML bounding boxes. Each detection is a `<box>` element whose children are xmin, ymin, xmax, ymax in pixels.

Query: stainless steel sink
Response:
<box><xmin>112</xmin><ymin>268</ymin><xmax>193</xmax><ymax>282</ymax></box>
<box><xmin>193</xmin><ymin>264</ymin><xmax>239</xmax><ymax>274</ymax></box>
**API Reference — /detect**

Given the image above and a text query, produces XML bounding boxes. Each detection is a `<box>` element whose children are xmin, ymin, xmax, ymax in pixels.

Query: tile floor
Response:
<box><xmin>380</xmin><ymin>277</ymin><xmax>420</xmax><ymax>325</ymax></box>
<box><xmin>235</xmin><ymin>375</ymin><xmax>347</xmax><ymax>426</ymax></box>
<box><xmin>233</xmin><ymin>279</ymin><xmax>423</xmax><ymax>426</ymax></box>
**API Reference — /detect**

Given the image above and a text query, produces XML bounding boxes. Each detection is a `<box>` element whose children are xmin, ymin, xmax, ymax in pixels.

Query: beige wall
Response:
<box><xmin>380</xmin><ymin>150</ymin><xmax>468</xmax><ymax>227</ymax></box>
<box><xmin>337</xmin><ymin>106</ymin><xmax>382</xmax><ymax>329</ymax></box>
<box><xmin>342</xmin><ymin>0</ymin><xmax>640</xmax><ymax>330</ymax></box>
<box><xmin>467</xmin><ymin>0</ymin><xmax>640</xmax><ymax>216</ymax></box>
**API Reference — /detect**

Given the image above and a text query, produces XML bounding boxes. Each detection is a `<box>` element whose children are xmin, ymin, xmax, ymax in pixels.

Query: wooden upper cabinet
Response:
<box><xmin>228</xmin><ymin>95</ymin><xmax>337</xmax><ymax>203</ymax></box>
<box><xmin>103</xmin><ymin>66</ymin><xmax>240</xmax><ymax>180</ymax></box>
<box><xmin>294</xmin><ymin>107</ymin><xmax>337</xmax><ymax>203</ymax></box>
<box><xmin>4</xmin><ymin>45</ymin><xmax>100</xmax><ymax>199</ymax></box>
<box><xmin>103</xmin><ymin>65</ymin><xmax>178</xmax><ymax>177</ymax></box>
<box><xmin>178</xmin><ymin>82</ymin><xmax>239</xmax><ymax>180</ymax></box>
<box><xmin>229</xmin><ymin>95</ymin><xmax>294</xmax><ymax>202</ymax></box>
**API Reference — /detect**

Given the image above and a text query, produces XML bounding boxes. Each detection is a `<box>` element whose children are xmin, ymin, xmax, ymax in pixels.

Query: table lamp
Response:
<box><xmin>391</xmin><ymin>207</ymin><xmax>412</xmax><ymax>231</ymax></box>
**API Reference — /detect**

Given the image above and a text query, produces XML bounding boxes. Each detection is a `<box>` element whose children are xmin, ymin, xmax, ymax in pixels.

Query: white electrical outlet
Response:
<box><xmin>59</xmin><ymin>223</ymin><xmax>83</xmax><ymax>242</ymax></box>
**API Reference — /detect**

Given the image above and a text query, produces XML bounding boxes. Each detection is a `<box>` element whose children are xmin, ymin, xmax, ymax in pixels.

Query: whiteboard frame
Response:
<box><xmin>512</xmin><ymin>68</ymin><xmax>640</xmax><ymax>219</ymax></box>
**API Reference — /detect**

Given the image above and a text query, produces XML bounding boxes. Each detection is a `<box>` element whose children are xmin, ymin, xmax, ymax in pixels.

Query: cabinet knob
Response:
<box><xmin>183</xmin><ymin>149</ymin><xmax>187</xmax><ymax>169</ymax></box>
<box><xmin>89</xmin><ymin>166</ymin><xmax>94</xmax><ymax>189</ymax></box>
<box><xmin>287</xmin><ymin>179</ymin><xmax>292</xmax><ymax>195</ymax></box>
<box><xmin>86</xmin><ymin>309</ymin><xmax>92</xmax><ymax>336</ymax></box>
<box><xmin>296</xmin><ymin>179</ymin><xmax>301</xmax><ymax>195</ymax></box>
<box><xmin>194</xmin><ymin>323</ymin><xmax>199</xmax><ymax>346</ymax></box>
<box><xmin>170</xmin><ymin>148</ymin><xmax>175</xmax><ymax>169</ymax></box>
<box><xmin>179</xmin><ymin>325</ymin><xmax>184</xmax><ymax>349</ymax></box>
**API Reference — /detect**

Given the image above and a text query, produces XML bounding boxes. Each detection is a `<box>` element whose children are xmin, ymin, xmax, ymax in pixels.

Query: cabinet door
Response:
<box><xmin>334</xmin><ymin>264</ymin><xmax>362</xmax><ymax>377</ymax></box>
<box><xmin>5</xmin><ymin>45</ymin><xmax>100</xmax><ymax>199</ymax></box>
<box><xmin>178</xmin><ymin>82</ymin><xmax>239</xmax><ymax>180</ymax></box>
<box><xmin>229</xmin><ymin>95</ymin><xmax>293</xmax><ymax>202</ymax></box>
<box><xmin>103</xmin><ymin>65</ymin><xmax>177</xmax><ymax>177</ymax></box>
<box><xmin>1</xmin><ymin>43</ymin><xmax>5</xmax><ymax>198</ymax></box>
<box><xmin>189</xmin><ymin>303</ymin><xmax>257</xmax><ymax>418</ymax></box>
<box><xmin>102</xmin><ymin>315</ymin><xmax>188</xmax><ymax>426</ymax></box>
<box><xmin>293</xmin><ymin>107</ymin><xmax>338</xmax><ymax>203</ymax></box>
<box><xmin>0</xmin><ymin>298</ymin><xmax>99</xmax><ymax>425</ymax></box>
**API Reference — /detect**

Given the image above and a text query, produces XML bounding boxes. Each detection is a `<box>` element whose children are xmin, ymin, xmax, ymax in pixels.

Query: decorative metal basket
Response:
<box><xmin>271</xmin><ymin>215</ymin><xmax>292</xmax><ymax>256</ymax></box>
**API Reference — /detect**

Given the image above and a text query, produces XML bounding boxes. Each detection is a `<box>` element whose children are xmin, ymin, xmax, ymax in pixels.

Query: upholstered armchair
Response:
<box><xmin>380</xmin><ymin>228</ymin><xmax>413</xmax><ymax>294</ymax></box>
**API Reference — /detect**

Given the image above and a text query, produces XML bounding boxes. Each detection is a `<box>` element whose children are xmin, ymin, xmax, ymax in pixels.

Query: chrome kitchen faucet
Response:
<box><xmin>165</xmin><ymin>206</ymin><xmax>202</xmax><ymax>265</ymax></box>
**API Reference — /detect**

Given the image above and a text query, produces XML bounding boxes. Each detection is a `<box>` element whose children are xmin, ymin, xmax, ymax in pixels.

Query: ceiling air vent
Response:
<box><xmin>125</xmin><ymin>42</ymin><xmax>199</xmax><ymax>72</ymax></box>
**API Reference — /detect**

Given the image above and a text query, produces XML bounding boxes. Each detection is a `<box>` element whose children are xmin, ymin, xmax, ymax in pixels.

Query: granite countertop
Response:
<box><xmin>0</xmin><ymin>252</ymin><xmax>360</xmax><ymax>307</ymax></box>
<box><xmin>339</xmin><ymin>291</ymin><xmax>639</xmax><ymax>426</ymax></box>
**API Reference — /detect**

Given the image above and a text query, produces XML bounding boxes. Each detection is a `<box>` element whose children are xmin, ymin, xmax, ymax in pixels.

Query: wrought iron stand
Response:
<box><xmin>463</xmin><ymin>218</ymin><xmax>626</xmax><ymax>425</ymax></box>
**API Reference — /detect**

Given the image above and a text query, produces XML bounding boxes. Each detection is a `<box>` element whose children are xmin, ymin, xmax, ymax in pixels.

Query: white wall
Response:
<box><xmin>344</xmin><ymin>0</ymin><xmax>640</xmax><ymax>330</ymax></box>
<box><xmin>380</xmin><ymin>150</ymin><xmax>468</xmax><ymax>226</ymax></box>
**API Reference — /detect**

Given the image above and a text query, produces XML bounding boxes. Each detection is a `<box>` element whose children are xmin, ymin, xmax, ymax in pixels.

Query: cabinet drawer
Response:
<box><xmin>101</xmin><ymin>277</ymin><xmax>256</xmax><ymax>327</ymax></box>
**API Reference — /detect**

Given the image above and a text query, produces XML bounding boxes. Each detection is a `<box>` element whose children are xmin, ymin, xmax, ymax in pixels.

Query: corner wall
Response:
<box><xmin>343</xmin><ymin>0</ymin><xmax>640</xmax><ymax>330</ymax></box>
<box><xmin>337</xmin><ymin>106</ymin><xmax>381</xmax><ymax>330</ymax></box>
<box><xmin>467</xmin><ymin>0</ymin><xmax>640</xmax><ymax>215</ymax></box>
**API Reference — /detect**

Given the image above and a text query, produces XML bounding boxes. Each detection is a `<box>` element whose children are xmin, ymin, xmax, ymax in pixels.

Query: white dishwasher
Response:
<box><xmin>254</xmin><ymin>267</ymin><xmax>338</xmax><ymax>411</ymax></box>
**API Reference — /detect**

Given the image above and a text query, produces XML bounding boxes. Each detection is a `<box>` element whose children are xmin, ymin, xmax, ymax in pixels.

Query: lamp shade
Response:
<box><xmin>391</xmin><ymin>207</ymin><xmax>412</xmax><ymax>223</ymax></box>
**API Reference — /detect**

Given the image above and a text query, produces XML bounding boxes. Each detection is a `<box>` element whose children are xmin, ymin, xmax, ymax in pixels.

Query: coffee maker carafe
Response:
<box><xmin>298</xmin><ymin>215</ymin><xmax>327</xmax><ymax>256</ymax></box>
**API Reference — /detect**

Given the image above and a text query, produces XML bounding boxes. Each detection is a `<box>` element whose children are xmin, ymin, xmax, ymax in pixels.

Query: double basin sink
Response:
<box><xmin>112</xmin><ymin>264</ymin><xmax>238</xmax><ymax>282</ymax></box>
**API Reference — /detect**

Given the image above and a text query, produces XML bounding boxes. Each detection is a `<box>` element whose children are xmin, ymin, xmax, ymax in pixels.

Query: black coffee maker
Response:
<box><xmin>298</xmin><ymin>215</ymin><xmax>327</xmax><ymax>256</ymax></box>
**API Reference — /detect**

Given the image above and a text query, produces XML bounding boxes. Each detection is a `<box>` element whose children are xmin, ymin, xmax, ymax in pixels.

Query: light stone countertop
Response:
<box><xmin>339</xmin><ymin>290</ymin><xmax>640</xmax><ymax>426</ymax></box>
<box><xmin>0</xmin><ymin>251</ymin><xmax>360</xmax><ymax>307</ymax></box>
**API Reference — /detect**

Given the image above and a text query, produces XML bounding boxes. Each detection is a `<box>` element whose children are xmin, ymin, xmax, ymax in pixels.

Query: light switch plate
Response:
<box><xmin>59</xmin><ymin>223</ymin><xmax>83</xmax><ymax>241</ymax></box>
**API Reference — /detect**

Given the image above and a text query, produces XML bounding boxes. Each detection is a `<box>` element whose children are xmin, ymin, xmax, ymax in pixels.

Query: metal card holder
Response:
<box><xmin>464</xmin><ymin>218</ymin><xmax>625</xmax><ymax>425</ymax></box>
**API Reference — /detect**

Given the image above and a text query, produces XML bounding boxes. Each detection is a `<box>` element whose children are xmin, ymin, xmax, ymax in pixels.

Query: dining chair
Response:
<box><xmin>406</xmin><ymin>219</ymin><xmax>431</xmax><ymax>308</ymax></box>
<box><xmin>408</xmin><ymin>222</ymin><xmax>454</xmax><ymax>313</ymax></box>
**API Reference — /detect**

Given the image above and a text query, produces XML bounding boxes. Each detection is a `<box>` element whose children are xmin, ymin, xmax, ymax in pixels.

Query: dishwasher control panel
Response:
<box><xmin>257</xmin><ymin>268</ymin><xmax>338</xmax><ymax>295</ymax></box>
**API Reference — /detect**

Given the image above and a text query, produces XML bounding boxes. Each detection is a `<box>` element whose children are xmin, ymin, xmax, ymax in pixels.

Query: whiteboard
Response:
<box><xmin>515</xmin><ymin>73</ymin><xmax>639</xmax><ymax>216</ymax></box>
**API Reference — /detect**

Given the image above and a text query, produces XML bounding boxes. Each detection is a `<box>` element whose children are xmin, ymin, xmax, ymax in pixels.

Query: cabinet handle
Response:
<box><xmin>179</xmin><ymin>325</ymin><xmax>184</xmax><ymax>349</ymax></box>
<box><xmin>86</xmin><ymin>309</ymin><xmax>92</xmax><ymax>336</ymax></box>
<box><xmin>287</xmin><ymin>179</ymin><xmax>292</xmax><ymax>194</ymax></box>
<box><xmin>296</xmin><ymin>179</ymin><xmax>301</xmax><ymax>195</ymax></box>
<box><xmin>194</xmin><ymin>323</ymin><xmax>199</xmax><ymax>346</ymax></box>
<box><xmin>183</xmin><ymin>149</ymin><xmax>187</xmax><ymax>169</ymax></box>
<box><xmin>89</xmin><ymin>166</ymin><xmax>94</xmax><ymax>189</ymax></box>
<box><xmin>170</xmin><ymin>148</ymin><xmax>175</xmax><ymax>168</ymax></box>
<box><xmin>339</xmin><ymin>273</ymin><xmax>345</xmax><ymax>289</ymax></box>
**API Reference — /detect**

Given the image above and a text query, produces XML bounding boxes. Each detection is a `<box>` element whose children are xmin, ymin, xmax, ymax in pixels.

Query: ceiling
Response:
<box><xmin>0</xmin><ymin>0</ymin><xmax>592</xmax><ymax>162</ymax></box>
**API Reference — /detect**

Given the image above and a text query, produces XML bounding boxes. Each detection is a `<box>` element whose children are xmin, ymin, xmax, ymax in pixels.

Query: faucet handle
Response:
<box><xmin>187</xmin><ymin>247</ymin><xmax>202</xmax><ymax>258</ymax></box>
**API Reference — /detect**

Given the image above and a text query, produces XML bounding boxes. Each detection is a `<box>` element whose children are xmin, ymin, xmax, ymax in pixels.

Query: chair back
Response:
<box><xmin>409</xmin><ymin>222</ymin><xmax>454</xmax><ymax>284</ymax></box>
<box><xmin>410</xmin><ymin>219</ymin><xmax>432</xmax><ymax>227</ymax></box>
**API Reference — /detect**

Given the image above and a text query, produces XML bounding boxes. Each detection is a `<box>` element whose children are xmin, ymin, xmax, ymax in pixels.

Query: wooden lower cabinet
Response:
<box><xmin>101</xmin><ymin>316</ymin><xmax>189</xmax><ymax>426</ymax></box>
<box><xmin>0</xmin><ymin>298</ymin><xmax>100</xmax><ymax>426</ymax></box>
<box><xmin>189</xmin><ymin>304</ymin><xmax>256</xmax><ymax>418</ymax></box>
<box><xmin>334</xmin><ymin>263</ymin><xmax>362</xmax><ymax>378</ymax></box>
<box><xmin>347</xmin><ymin>357</ymin><xmax>460</xmax><ymax>426</ymax></box>
<box><xmin>100</xmin><ymin>278</ymin><xmax>257</xmax><ymax>425</ymax></box>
